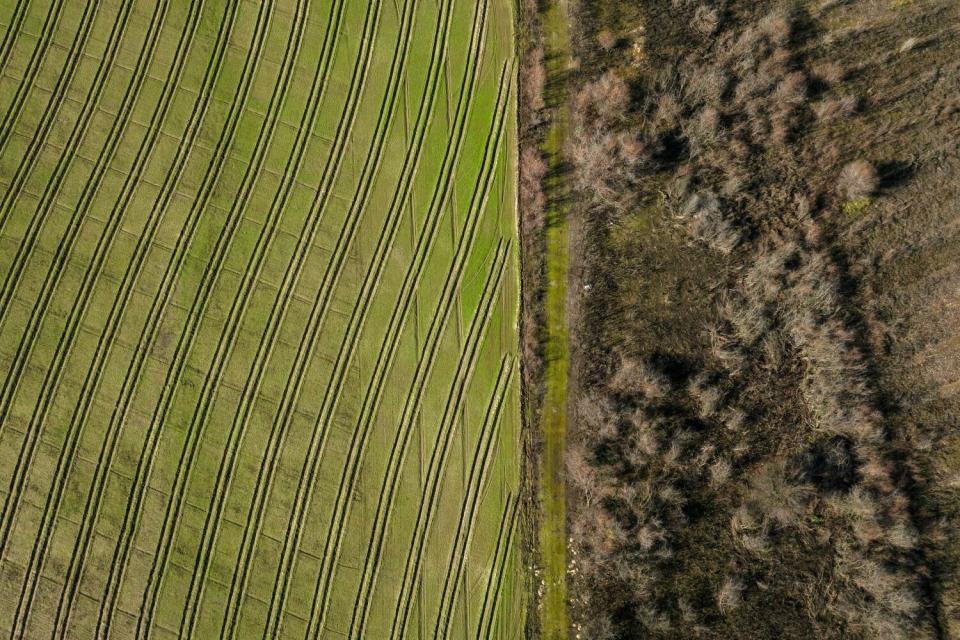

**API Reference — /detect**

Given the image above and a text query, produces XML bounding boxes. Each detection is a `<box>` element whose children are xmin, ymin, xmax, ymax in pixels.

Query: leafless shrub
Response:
<box><xmin>683</xmin><ymin>68</ymin><xmax>727</xmax><ymax>107</ymax></box>
<box><xmin>654</xmin><ymin>92</ymin><xmax>682</xmax><ymax>129</ymax></box>
<box><xmin>678</xmin><ymin>191</ymin><xmax>741</xmax><ymax>254</ymax></box>
<box><xmin>582</xmin><ymin>613</ymin><xmax>616</xmax><ymax>640</ymax></box>
<box><xmin>837</xmin><ymin>159</ymin><xmax>878</xmax><ymax>200</ymax></box>
<box><xmin>598</xmin><ymin>29</ymin><xmax>617</xmax><ymax>50</ymax></box>
<box><xmin>724</xmin><ymin>407</ymin><xmax>747</xmax><ymax>431</ymax></box>
<box><xmin>610</xmin><ymin>357</ymin><xmax>671</xmax><ymax>399</ymax></box>
<box><xmin>684</xmin><ymin>106</ymin><xmax>723</xmax><ymax>157</ymax></box>
<box><xmin>637</xmin><ymin>521</ymin><xmax>666</xmax><ymax>551</ymax></box>
<box><xmin>811</xmin><ymin>60</ymin><xmax>845</xmax><ymax>85</ymax></box>
<box><xmin>577</xmin><ymin>393</ymin><xmax>617</xmax><ymax>439</ymax></box>
<box><xmin>833</xmin><ymin>545</ymin><xmax>925</xmax><ymax>637</ymax></box>
<box><xmin>717</xmin><ymin>576</ymin><xmax>745</xmax><ymax>614</ymax></box>
<box><xmin>520</xmin><ymin>46</ymin><xmax>545</xmax><ymax>117</ymax></box>
<box><xmin>814</xmin><ymin>94</ymin><xmax>858</xmax><ymax>122</ymax></box>
<box><xmin>720</xmin><ymin>292</ymin><xmax>769</xmax><ymax>345</ymax></box>
<box><xmin>691</xmin><ymin>5</ymin><xmax>720</xmax><ymax>36</ymax></box>
<box><xmin>709</xmin><ymin>328</ymin><xmax>745</xmax><ymax>374</ymax></box>
<box><xmin>568</xmin><ymin>445</ymin><xmax>603</xmax><ymax>508</ymax></box>
<box><xmin>710</xmin><ymin>457</ymin><xmax>732</xmax><ymax>487</ymax></box>
<box><xmin>886</xmin><ymin>523</ymin><xmax>918</xmax><ymax>550</ymax></box>
<box><xmin>899</xmin><ymin>37</ymin><xmax>918</xmax><ymax>54</ymax></box>
<box><xmin>570</xmin><ymin>127</ymin><xmax>648</xmax><ymax>211</ymax></box>
<box><xmin>519</xmin><ymin>146</ymin><xmax>546</xmax><ymax>231</ymax></box>
<box><xmin>745</xmin><ymin>461</ymin><xmax>813</xmax><ymax>528</ymax></box>
<box><xmin>574</xmin><ymin>70</ymin><xmax>631</xmax><ymax>124</ymax></box>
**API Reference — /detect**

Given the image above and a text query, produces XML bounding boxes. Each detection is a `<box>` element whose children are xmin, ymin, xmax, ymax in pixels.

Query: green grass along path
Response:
<box><xmin>539</xmin><ymin>0</ymin><xmax>572</xmax><ymax>637</ymax></box>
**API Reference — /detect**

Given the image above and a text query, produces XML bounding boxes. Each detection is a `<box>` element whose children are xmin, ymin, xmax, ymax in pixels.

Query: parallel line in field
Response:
<box><xmin>350</xmin><ymin>60</ymin><xmax>511</xmax><ymax>640</ymax></box>
<box><xmin>224</xmin><ymin>1</ymin><xmax>467</xmax><ymax>634</ymax></box>
<box><xmin>130</xmin><ymin>2</ymin><xmax>315</xmax><ymax>636</ymax></box>
<box><xmin>204</xmin><ymin>9</ymin><xmax>351</xmax><ymax>638</ymax></box>
<box><xmin>175</xmin><ymin>0</ymin><xmax>391</xmax><ymax>635</ymax></box>
<box><xmin>0</xmin><ymin>0</ymin><xmax>160</xmax><ymax>563</ymax></box>
<box><xmin>91</xmin><ymin>1</ymin><xmax>275</xmax><ymax>635</ymax></box>
<box><xmin>239</xmin><ymin>1</ymin><xmax>466</xmax><ymax>636</ymax></box>
<box><xmin>176</xmin><ymin>0</ymin><xmax>426</xmax><ymax>636</ymax></box>
<box><xmin>0</xmin><ymin>0</ymin><xmax>97</xmax><ymax>285</ymax></box>
<box><xmin>388</xmin><ymin>240</ymin><xmax>510</xmax><ymax>640</ymax></box>
<box><xmin>0</xmin><ymin>0</ymin><xmax>32</xmax><ymax>76</ymax></box>
<box><xmin>3</xmin><ymin>0</ymin><xmax>204</xmax><ymax>634</ymax></box>
<box><xmin>40</xmin><ymin>2</ymin><xmax>238</xmax><ymax>637</ymax></box>
<box><xmin>475</xmin><ymin>494</ymin><xmax>519</xmax><ymax>640</ymax></box>
<box><xmin>433</xmin><ymin>361</ymin><xmax>513</xmax><ymax>640</ymax></box>
<box><xmin>261</xmin><ymin>5</ymin><xmax>494</xmax><ymax>636</ymax></box>
<box><xmin>133</xmin><ymin>0</ymin><xmax>387</xmax><ymax>631</ymax></box>
<box><xmin>298</xmin><ymin>3</ymin><xmax>498</xmax><ymax>636</ymax></box>
<box><xmin>0</xmin><ymin>0</ymin><xmax>72</xmax><ymax>152</ymax></box>
<box><xmin>0</xmin><ymin>0</ymin><xmax>131</xmax><ymax>434</ymax></box>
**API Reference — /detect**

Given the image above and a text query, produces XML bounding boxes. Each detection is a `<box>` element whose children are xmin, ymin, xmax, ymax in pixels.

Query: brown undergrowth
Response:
<box><xmin>558</xmin><ymin>1</ymin><xmax>960</xmax><ymax>638</ymax></box>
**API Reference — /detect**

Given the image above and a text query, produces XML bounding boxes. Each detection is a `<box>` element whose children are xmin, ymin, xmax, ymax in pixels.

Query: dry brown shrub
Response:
<box><xmin>716</xmin><ymin>576</ymin><xmax>745</xmax><ymax>614</ymax></box>
<box><xmin>758</xmin><ymin>10</ymin><xmax>791</xmax><ymax>46</ymax></box>
<box><xmin>814</xmin><ymin>94</ymin><xmax>858</xmax><ymax>122</ymax></box>
<box><xmin>709</xmin><ymin>457</ymin><xmax>732</xmax><ymax>487</ymax></box>
<box><xmin>837</xmin><ymin>159</ymin><xmax>878</xmax><ymax>200</ymax></box>
<box><xmin>691</xmin><ymin>5</ymin><xmax>720</xmax><ymax>36</ymax></box>
<box><xmin>598</xmin><ymin>29</ymin><xmax>616</xmax><ymax>50</ymax></box>
<box><xmin>520</xmin><ymin>45</ymin><xmax>545</xmax><ymax>116</ymax></box>
<box><xmin>745</xmin><ymin>461</ymin><xmax>813</xmax><ymax>528</ymax></box>
<box><xmin>689</xmin><ymin>372</ymin><xmax>724</xmax><ymax>417</ymax></box>
<box><xmin>574</xmin><ymin>70</ymin><xmax>630</xmax><ymax>124</ymax></box>
<box><xmin>774</xmin><ymin>71</ymin><xmax>807</xmax><ymax>108</ymax></box>
<box><xmin>812</xmin><ymin>60</ymin><xmax>845</xmax><ymax>85</ymax></box>
<box><xmin>611</xmin><ymin>357</ymin><xmax>670</xmax><ymax>399</ymax></box>
<box><xmin>679</xmin><ymin>191</ymin><xmax>741</xmax><ymax>254</ymax></box>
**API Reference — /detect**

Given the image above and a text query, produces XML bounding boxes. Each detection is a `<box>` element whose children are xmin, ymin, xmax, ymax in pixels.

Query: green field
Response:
<box><xmin>0</xmin><ymin>0</ymin><xmax>523</xmax><ymax>638</ymax></box>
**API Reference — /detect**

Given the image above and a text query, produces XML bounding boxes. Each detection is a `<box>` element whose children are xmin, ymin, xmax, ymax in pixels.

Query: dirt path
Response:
<box><xmin>538</xmin><ymin>0</ymin><xmax>573</xmax><ymax>637</ymax></box>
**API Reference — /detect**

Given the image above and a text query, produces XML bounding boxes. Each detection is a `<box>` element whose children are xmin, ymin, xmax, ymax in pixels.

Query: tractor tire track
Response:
<box><xmin>260</xmin><ymin>9</ymin><xmax>499</xmax><ymax>639</ymax></box>
<box><xmin>0</xmin><ymin>0</ymin><xmax>34</xmax><ymax>77</ymax></box>
<box><xmin>3</xmin><ymin>0</ymin><xmax>197</xmax><ymax>629</ymax></box>
<box><xmin>0</xmin><ymin>0</ymin><xmax>132</xmax><ymax>436</ymax></box>
<box><xmin>432</xmin><ymin>360</ymin><xmax>513</xmax><ymax>640</ymax></box>
<box><xmin>220</xmin><ymin>0</ymin><xmax>467</xmax><ymax>634</ymax></box>
<box><xmin>90</xmin><ymin>0</ymin><xmax>276</xmax><ymax>635</ymax></box>
<box><xmin>5</xmin><ymin>0</ymin><xmax>211</xmax><ymax>636</ymax></box>
<box><xmin>300</xmin><ymin>34</ymin><xmax>498</xmax><ymax>630</ymax></box>
<box><xmin>475</xmin><ymin>494</ymin><xmax>519</xmax><ymax>640</ymax></box>
<box><xmin>350</xmin><ymin>62</ymin><xmax>512</xmax><ymax>640</ymax></box>
<box><xmin>50</xmin><ymin>2</ymin><xmax>244</xmax><ymax>636</ymax></box>
<box><xmin>176</xmin><ymin>0</ymin><xmax>417</xmax><ymax>636</ymax></box>
<box><xmin>131</xmin><ymin>2</ymin><xmax>318</xmax><ymax>636</ymax></box>
<box><xmin>388</xmin><ymin>244</ymin><xmax>509</xmax><ymax>640</ymax></box>
<box><xmin>208</xmin><ymin>5</ymin><xmax>352</xmax><ymax>637</ymax></box>
<box><xmin>133</xmin><ymin>0</ymin><xmax>386</xmax><ymax>632</ymax></box>
<box><xmin>0</xmin><ymin>0</ymin><xmax>98</xmax><ymax>300</ymax></box>
<box><xmin>0</xmin><ymin>0</ymin><xmax>73</xmax><ymax>154</ymax></box>
<box><xmin>0</xmin><ymin>0</ymin><xmax>163</xmax><ymax>562</ymax></box>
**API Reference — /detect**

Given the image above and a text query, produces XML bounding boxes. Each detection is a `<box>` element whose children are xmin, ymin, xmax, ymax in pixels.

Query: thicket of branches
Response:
<box><xmin>562</xmin><ymin>2</ymin><xmax>938</xmax><ymax>638</ymax></box>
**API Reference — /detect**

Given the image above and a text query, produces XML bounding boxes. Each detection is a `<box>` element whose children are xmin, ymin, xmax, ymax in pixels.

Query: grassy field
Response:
<box><xmin>0</xmin><ymin>1</ymin><xmax>524</xmax><ymax>638</ymax></box>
